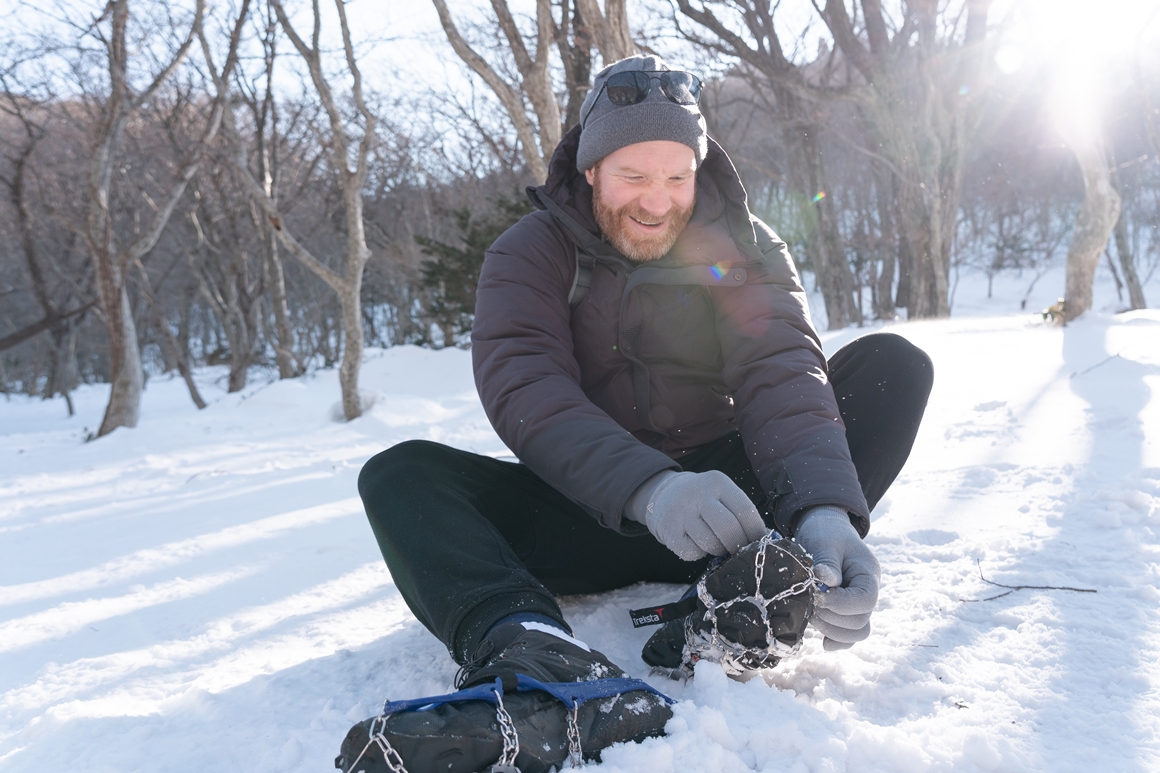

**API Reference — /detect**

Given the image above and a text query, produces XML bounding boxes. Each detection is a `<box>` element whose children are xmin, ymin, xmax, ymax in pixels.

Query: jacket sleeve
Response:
<box><xmin>711</xmin><ymin>217</ymin><xmax>871</xmax><ymax>537</ymax></box>
<box><xmin>471</xmin><ymin>212</ymin><xmax>679</xmax><ymax>533</ymax></box>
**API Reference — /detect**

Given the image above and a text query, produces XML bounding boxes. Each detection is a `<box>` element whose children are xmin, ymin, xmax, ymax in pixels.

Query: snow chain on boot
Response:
<box><xmin>491</xmin><ymin>688</ymin><xmax>520</xmax><ymax>772</ymax></box>
<box><xmin>347</xmin><ymin>714</ymin><xmax>409</xmax><ymax>773</ymax></box>
<box><xmin>344</xmin><ymin>684</ymin><xmax>522</xmax><ymax>773</ymax></box>
<box><xmin>632</xmin><ymin>531</ymin><xmax>817</xmax><ymax>679</ymax></box>
<box><xmin>566</xmin><ymin>699</ymin><xmax>583</xmax><ymax>768</ymax></box>
<box><xmin>687</xmin><ymin>532</ymin><xmax>816</xmax><ymax>676</ymax></box>
<box><xmin>339</xmin><ymin>675</ymin><xmax>672</xmax><ymax>773</ymax></box>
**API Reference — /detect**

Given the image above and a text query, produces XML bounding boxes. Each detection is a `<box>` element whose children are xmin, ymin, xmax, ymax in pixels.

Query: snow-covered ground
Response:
<box><xmin>1</xmin><ymin>265</ymin><xmax>1159</xmax><ymax>773</ymax></box>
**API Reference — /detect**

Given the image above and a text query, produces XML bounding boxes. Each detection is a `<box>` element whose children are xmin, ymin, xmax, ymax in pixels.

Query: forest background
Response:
<box><xmin>1</xmin><ymin>0</ymin><xmax>1158</xmax><ymax>437</ymax></box>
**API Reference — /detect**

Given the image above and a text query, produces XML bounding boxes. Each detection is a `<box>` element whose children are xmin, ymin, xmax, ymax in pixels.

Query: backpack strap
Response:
<box><xmin>527</xmin><ymin>186</ymin><xmax>602</xmax><ymax>311</ymax></box>
<box><xmin>568</xmin><ymin>244</ymin><xmax>595</xmax><ymax>308</ymax></box>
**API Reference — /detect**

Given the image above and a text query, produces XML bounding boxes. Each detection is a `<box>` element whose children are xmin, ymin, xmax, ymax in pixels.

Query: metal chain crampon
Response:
<box><xmin>347</xmin><ymin>715</ymin><xmax>410</xmax><ymax>773</ymax></box>
<box><xmin>682</xmin><ymin>532</ymin><xmax>816</xmax><ymax>677</ymax></box>
<box><xmin>565</xmin><ymin>699</ymin><xmax>583</xmax><ymax>768</ymax></box>
<box><xmin>345</xmin><ymin>687</ymin><xmax>526</xmax><ymax>773</ymax></box>
<box><xmin>488</xmin><ymin>688</ymin><xmax>521</xmax><ymax>773</ymax></box>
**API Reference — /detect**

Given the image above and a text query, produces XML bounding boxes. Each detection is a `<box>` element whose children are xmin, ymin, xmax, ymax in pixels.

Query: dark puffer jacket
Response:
<box><xmin>472</xmin><ymin>125</ymin><xmax>870</xmax><ymax>538</ymax></box>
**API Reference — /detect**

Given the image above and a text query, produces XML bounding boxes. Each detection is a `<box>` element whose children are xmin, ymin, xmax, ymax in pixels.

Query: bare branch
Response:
<box><xmin>132</xmin><ymin>0</ymin><xmax>204</xmax><ymax>111</ymax></box>
<box><xmin>0</xmin><ymin>299</ymin><xmax>97</xmax><ymax>353</ymax></box>
<box><xmin>959</xmin><ymin>560</ymin><xmax>1098</xmax><ymax>602</ymax></box>
<box><xmin>430</xmin><ymin>0</ymin><xmax>547</xmax><ymax>181</ymax></box>
<box><xmin>575</xmin><ymin>0</ymin><xmax>636</xmax><ymax>62</ymax></box>
<box><xmin>202</xmin><ymin>3</ymin><xmax>343</xmax><ymax>294</ymax></box>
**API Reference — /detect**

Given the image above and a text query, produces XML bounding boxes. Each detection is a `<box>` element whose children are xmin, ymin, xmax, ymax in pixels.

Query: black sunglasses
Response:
<box><xmin>581</xmin><ymin>70</ymin><xmax>703</xmax><ymax>128</ymax></box>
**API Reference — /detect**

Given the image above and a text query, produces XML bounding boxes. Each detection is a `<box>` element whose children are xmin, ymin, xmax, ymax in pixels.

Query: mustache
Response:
<box><xmin>623</xmin><ymin>207</ymin><xmax>671</xmax><ymax>225</ymax></box>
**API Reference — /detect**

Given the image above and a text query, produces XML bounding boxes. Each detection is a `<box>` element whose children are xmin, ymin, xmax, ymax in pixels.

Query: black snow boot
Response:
<box><xmin>335</xmin><ymin>627</ymin><xmax>672</xmax><ymax>773</ymax></box>
<box><xmin>639</xmin><ymin>532</ymin><xmax>816</xmax><ymax>678</ymax></box>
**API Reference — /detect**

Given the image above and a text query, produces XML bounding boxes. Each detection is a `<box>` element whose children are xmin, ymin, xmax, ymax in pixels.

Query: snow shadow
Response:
<box><xmin>891</xmin><ymin>318</ymin><xmax>1159</xmax><ymax>771</ymax></box>
<box><xmin>1032</xmin><ymin>319</ymin><xmax>1160</xmax><ymax>770</ymax></box>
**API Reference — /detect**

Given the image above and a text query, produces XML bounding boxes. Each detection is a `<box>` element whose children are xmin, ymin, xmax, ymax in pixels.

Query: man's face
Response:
<box><xmin>585</xmin><ymin>141</ymin><xmax>697</xmax><ymax>262</ymax></box>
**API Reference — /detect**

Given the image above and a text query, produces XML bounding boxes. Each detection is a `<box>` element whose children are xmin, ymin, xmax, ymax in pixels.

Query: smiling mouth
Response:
<box><xmin>630</xmin><ymin>216</ymin><xmax>663</xmax><ymax>227</ymax></box>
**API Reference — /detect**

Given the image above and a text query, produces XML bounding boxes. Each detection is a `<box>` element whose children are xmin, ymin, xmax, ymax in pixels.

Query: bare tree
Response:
<box><xmin>133</xmin><ymin>256</ymin><xmax>206</xmax><ymax>408</ymax></box>
<box><xmin>1108</xmin><ymin>154</ymin><xmax>1147</xmax><ymax>311</ymax></box>
<box><xmin>237</xmin><ymin>5</ymin><xmax>298</xmax><ymax>378</ymax></box>
<box><xmin>574</xmin><ymin>0</ymin><xmax>635</xmax><ymax>63</ymax></box>
<box><xmin>812</xmin><ymin>0</ymin><xmax>993</xmax><ymax>319</ymax></box>
<box><xmin>185</xmin><ymin>158</ymin><xmax>265</xmax><ymax>393</ymax></box>
<box><xmin>81</xmin><ymin>0</ymin><xmax>241</xmax><ymax>436</ymax></box>
<box><xmin>204</xmin><ymin>0</ymin><xmax>377</xmax><ymax>420</ymax></box>
<box><xmin>0</xmin><ymin>84</ymin><xmax>96</xmax><ymax>408</ymax></box>
<box><xmin>431</xmin><ymin>0</ymin><xmax>636</xmax><ymax>183</ymax></box>
<box><xmin>673</xmin><ymin>2</ymin><xmax>860</xmax><ymax>328</ymax></box>
<box><xmin>555</xmin><ymin>0</ymin><xmax>595</xmax><ymax>130</ymax></box>
<box><xmin>431</xmin><ymin>0</ymin><xmax>560</xmax><ymax>182</ymax></box>
<box><xmin>1061</xmin><ymin>124</ymin><xmax>1121</xmax><ymax>322</ymax></box>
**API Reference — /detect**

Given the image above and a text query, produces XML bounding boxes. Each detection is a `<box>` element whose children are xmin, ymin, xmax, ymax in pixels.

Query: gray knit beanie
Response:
<box><xmin>576</xmin><ymin>55</ymin><xmax>707</xmax><ymax>173</ymax></box>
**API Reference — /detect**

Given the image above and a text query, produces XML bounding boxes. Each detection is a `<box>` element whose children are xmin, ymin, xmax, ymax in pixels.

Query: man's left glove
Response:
<box><xmin>794</xmin><ymin>506</ymin><xmax>881</xmax><ymax>651</ymax></box>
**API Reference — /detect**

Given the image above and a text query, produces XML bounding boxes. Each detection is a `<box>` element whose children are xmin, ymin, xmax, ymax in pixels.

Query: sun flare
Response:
<box><xmin>999</xmin><ymin>0</ymin><xmax>1160</xmax><ymax>144</ymax></box>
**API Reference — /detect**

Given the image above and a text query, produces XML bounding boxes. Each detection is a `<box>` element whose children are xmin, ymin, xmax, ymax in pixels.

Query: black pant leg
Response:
<box><xmin>358</xmin><ymin>440</ymin><xmax>705</xmax><ymax>663</ymax></box>
<box><xmin>826</xmin><ymin>332</ymin><xmax>934</xmax><ymax>511</ymax></box>
<box><xmin>359</xmin><ymin>440</ymin><xmax>565</xmax><ymax>662</ymax></box>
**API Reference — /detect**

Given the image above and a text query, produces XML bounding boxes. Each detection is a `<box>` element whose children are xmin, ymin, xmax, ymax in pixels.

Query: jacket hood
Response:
<box><xmin>529</xmin><ymin>124</ymin><xmax>764</xmax><ymax>267</ymax></box>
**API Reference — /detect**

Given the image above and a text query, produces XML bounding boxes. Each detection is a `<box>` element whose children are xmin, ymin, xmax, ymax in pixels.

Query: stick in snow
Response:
<box><xmin>959</xmin><ymin>559</ymin><xmax>1098</xmax><ymax>602</ymax></box>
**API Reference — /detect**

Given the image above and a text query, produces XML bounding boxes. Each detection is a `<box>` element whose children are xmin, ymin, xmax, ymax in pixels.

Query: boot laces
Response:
<box><xmin>453</xmin><ymin>638</ymin><xmax>497</xmax><ymax>690</ymax></box>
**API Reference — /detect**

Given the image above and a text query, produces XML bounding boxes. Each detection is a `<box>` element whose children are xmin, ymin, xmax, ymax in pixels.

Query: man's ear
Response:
<box><xmin>584</xmin><ymin>167</ymin><xmax>595</xmax><ymax>186</ymax></box>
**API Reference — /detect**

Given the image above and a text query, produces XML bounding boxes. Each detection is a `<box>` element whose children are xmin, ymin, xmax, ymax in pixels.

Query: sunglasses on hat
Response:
<box><xmin>580</xmin><ymin>70</ymin><xmax>703</xmax><ymax>128</ymax></box>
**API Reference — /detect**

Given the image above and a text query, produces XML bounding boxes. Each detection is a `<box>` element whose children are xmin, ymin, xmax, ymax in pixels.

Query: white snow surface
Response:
<box><xmin>2</xmin><ymin>268</ymin><xmax>1160</xmax><ymax>772</ymax></box>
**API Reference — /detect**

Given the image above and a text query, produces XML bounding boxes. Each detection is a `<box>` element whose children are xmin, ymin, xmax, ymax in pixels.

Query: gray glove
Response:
<box><xmin>625</xmin><ymin>470</ymin><xmax>768</xmax><ymax>561</ymax></box>
<box><xmin>794</xmin><ymin>506</ymin><xmax>881</xmax><ymax>651</ymax></box>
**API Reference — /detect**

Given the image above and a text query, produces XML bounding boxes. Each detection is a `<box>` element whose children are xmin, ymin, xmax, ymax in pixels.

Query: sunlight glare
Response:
<box><xmin>1017</xmin><ymin>0</ymin><xmax>1160</xmax><ymax>145</ymax></box>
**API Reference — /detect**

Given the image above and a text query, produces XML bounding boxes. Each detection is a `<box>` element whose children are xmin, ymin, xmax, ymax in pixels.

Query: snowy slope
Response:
<box><xmin>1</xmin><ymin>271</ymin><xmax>1158</xmax><ymax>772</ymax></box>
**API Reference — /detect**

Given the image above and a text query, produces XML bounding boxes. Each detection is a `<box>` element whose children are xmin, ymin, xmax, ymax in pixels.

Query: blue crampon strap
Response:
<box><xmin>380</xmin><ymin>681</ymin><xmax>503</xmax><ymax>716</ymax></box>
<box><xmin>514</xmin><ymin>674</ymin><xmax>674</xmax><ymax>707</ymax></box>
<box><xmin>380</xmin><ymin>675</ymin><xmax>673</xmax><ymax>717</ymax></box>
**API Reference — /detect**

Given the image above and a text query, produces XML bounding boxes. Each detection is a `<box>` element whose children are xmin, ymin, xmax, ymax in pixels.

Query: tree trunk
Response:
<box><xmin>44</xmin><ymin>320</ymin><xmax>80</xmax><ymax>404</ymax></box>
<box><xmin>252</xmin><ymin>7</ymin><xmax>297</xmax><ymax>379</ymax></box>
<box><xmin>86</xmin><ymin>0</ymin><xmax>211</xmax><ymax>436</ymax></box>
<box><xmin>97</xmin><ymin>284</ymin><xmax>145</xmax><ymax>434</ymax></box>
<box><xmin>227</xmin><ymin>283</ymin><xmax>263</xmax><ymax>393</ymax></box>
<box><xmin>556</xmin><ymin>0</ymin><xmax>594</xmax><ymax>131</ymax></box>
<box><xmin>264</xmin><ymin>223</ymin><xmax>297</xmax><ymax>376</ymax></box>
<box><xmin>801</xmin><ymin>127</ymin><xmax>858</xmax><ymax>329</ymax></box>
<box><xmin>893</xmin><ymin>180</ymin><xmax>939</xmax><ymax>316</ymax></box>
<box><xmin>858</xmin><ymin>90</ymin><xmax>951</xmax><ymax>319</ymax></box>
<box><xmin>872</xmin><ymin>166</ymin><xmax>897</xmax><ymax>320</ymax></box>
<box><xmin>574</xmin><ymin>0</ymin><xmax>637</xmax><ymax>63</ymax></box>
<box><xmin>336</xmin><ymin>290</ymin><xmax>365</xmax><ymax>418</ymax></box>
<box><xmin>1062</xmin><ymin>136</ymin><xmax>1121</xmax><ymax>323</ymax></box>
<box><xmin>141</xmin><ymin>277</ymin><xmax>206</xmax><ymax>410</ymax></box>
<box><xmin>1112</xmin><ymin>215</ymin><xmax>1146</xmax><ymax>310</ymax></box>
<box><xmin>1108</xmin><ymin>175</ymin><xmax>1146</xmax><ymax>310</ymax></box>
<box><xmin>214</xmin><ymin>0</ymin><xmax>375</xmax><ymax>419</ymax></box>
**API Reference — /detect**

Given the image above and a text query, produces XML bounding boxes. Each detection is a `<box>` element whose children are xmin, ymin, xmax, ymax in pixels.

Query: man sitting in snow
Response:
<box><xmin>340</xmin><ymin>55</ymin><xmax>933</xmax><ymax>773</ymax></box>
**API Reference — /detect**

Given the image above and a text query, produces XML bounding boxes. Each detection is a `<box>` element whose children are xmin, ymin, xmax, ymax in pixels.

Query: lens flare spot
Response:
<box><xmin>994</xmin><ymin>44</ymin><xmax>1024</xmax><ymax>75</ymax></box>
<box><xmin>710</xmin><ymin>263</ymin><xmax>727</xmax><ymax>280</ymax></box>
<box><xmin>812</xmin><ymin>192</ymin><xmax>826</xmax><ymax>203</ymax></box>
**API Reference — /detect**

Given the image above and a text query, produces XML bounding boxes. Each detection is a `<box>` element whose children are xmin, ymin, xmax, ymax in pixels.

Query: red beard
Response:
<box><xmin>591</xmin><ymin>177</ymin><xmax>695</xmax><ymax>262</ymax></box>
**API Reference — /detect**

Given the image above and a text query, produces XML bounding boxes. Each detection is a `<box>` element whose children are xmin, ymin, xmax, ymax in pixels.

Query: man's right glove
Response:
<box><xmin>625</xmin><ymin>470</ymin><xmax>768</xmax><ymax>561</ymax></box>
<box><xmin>794</xmin><ymin>506</ymin><xmax>881</xmax><ymax>651</ymax></box>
